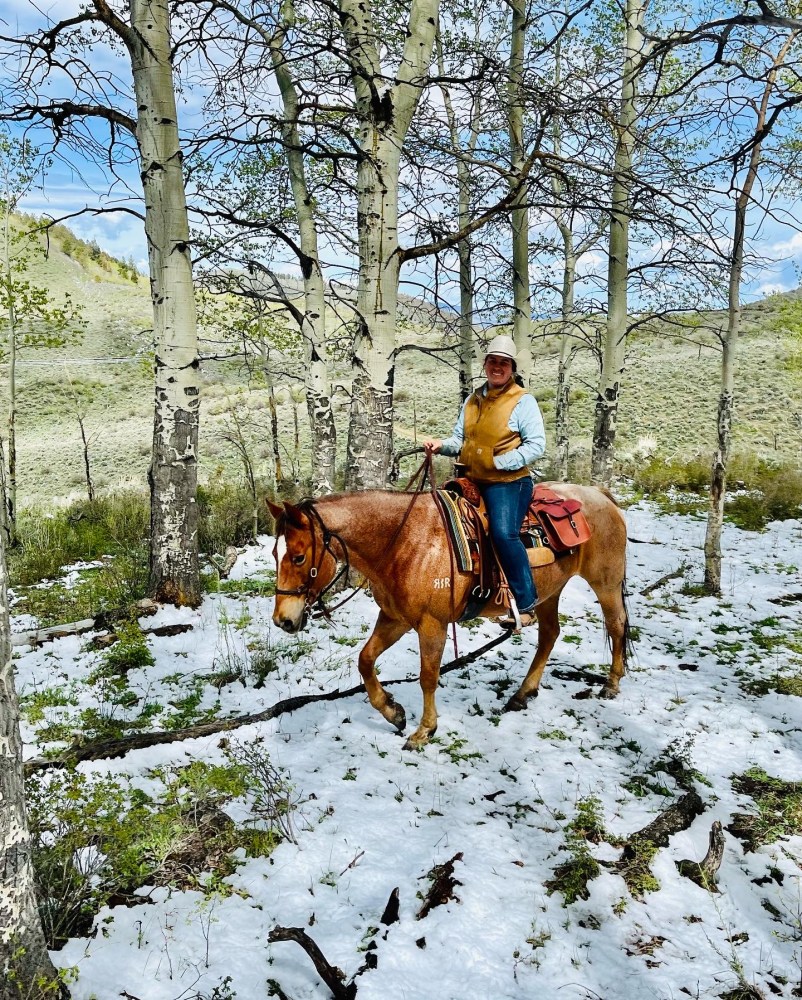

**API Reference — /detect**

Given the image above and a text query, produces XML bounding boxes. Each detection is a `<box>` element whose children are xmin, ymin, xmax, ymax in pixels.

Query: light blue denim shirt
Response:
<box><xmin>439</xmin><ymin>386</ymin><xmax>546</xmax><ymax>472</ymax></box>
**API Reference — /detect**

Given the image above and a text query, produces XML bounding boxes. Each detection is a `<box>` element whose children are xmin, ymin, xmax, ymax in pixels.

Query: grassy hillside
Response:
<box><xmin>7</xmin><ymin>220</ymin><xmax>801</xmax><ymax>508</ymax></box>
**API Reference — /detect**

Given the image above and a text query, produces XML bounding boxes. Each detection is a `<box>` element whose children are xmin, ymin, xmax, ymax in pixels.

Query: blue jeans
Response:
<box><xmin>481</xmin><ymin>478</ymin><xmax>536</xmax><ymax>612</ymax></box>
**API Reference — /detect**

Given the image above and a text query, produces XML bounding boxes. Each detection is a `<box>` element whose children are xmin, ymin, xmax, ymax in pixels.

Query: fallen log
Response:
<box><xmin>417</xmin><ymin>853</ymin><xmax>463</xmax><ymax>920</ymax></box>
<box><xmin>12</xmin><ymin>618</ymin><xmax>96</xmax><ymax>647</ymax></box>
<box><xmin>24</xmin><ymin>630</ymin><xmax>512</xmax><ymax>773</ymax></box>
<box><xmin>269</xmin><ymin>926</ymin><xmax>355</xmax><ymax>1000</ymax></box>
<box><xmin>676</xmin><ymin>820</ymin><xmax>725</xmax><ymax>891</ymax></box>
<box><xmin>611</xmin><ymin>790</ymin><xmax>706</xmax><ymax>898</ymax></box>
<box><xmin>11</xmin><ymin>605</ymin><xmax>183</xmax><ymax>649</ymax></box>
<box><xmin>211</xmin><ymin>545</ymin><xmax>239</xmax><ymax>580</ymax></box>
<box><xmin>623</xmin><ymin>790</ymin><xmax>705</xmax><ymax>853</ymax></box>
<box><xmin>641</xmin><ymin>567</ymin><xmax>685</xmax><ymax>597</ymax></box>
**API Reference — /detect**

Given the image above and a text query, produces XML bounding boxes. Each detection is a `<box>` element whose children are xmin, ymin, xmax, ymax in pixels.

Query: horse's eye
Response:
<box><xmin>292</xmin><ymin>554</ymin><xmax>306</xmax><ymax>566</ymax></box>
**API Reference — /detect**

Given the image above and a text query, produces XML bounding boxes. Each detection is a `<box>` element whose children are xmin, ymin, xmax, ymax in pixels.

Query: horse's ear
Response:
<box><xmin>267</xmin><ymin>499</ymin><xmax>284</xmax><ymax>524</ymax></box>
<box><xmin>282</xmin><ymin>501</ymin><xmax>306</xmax><ymax>528</ymax></box>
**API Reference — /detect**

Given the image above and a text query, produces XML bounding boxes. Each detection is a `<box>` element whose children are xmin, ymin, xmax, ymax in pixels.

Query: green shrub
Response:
<box><xmin>726</xmin><ymin>463</ymin><xmax>802</xmax><ymax>529</ymax></box>
<box><xmin>544</xmin><ymin>796</ymin><xmax>606</xmax><ymax>905</ymax></box>
<box><xmin>27</xmin><ymin>751</ymin><xmax>297</xmax><ymax>948</ymax></box>
<box><xmin>10</xmin><ymin>491</ymin><xmax>148</xmax><ymax>586</ymax></box>
<box><xmin>104</xmin><ymin>620</ymin><xmax>154</xmax><ymax>674</ymax></box>
<box><xmin>729</xmin><ymin>767</ymin><xmax>802</xmax><ymax>850</ymax></box>
<box><xmin>633</xmin><ymin>454</ymin><xmax>711</xmax><ymax>494</ymax></box>
<box><xmin>197</xmin><ymin>481</ymin><xmax>273</xmax><ymax>554</ymax></box>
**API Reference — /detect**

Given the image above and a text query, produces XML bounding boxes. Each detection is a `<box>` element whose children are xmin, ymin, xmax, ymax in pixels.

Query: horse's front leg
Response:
<box><xmin>358</xmin><ymin>611</ymin><xmax>410</xmax><ymax>732</ymax></box>
<box><xmin>403</xmin><ymin>616</ymin><xmax>448</xmax><ymax>750</ymax></box>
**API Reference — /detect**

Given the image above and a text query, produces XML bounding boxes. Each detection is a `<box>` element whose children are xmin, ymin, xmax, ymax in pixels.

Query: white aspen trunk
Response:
<box><xmin>261</xmin><ymin>344</ymin><xmax>284</xmax><ymax>486</ymax></box>
<box><xmin>591</xmin><ymin>0</ymin><xmax>644</xmax><ymax>486</ymax></box>
<box><xmin>0</xmin><ymin>527</ymin><xmax>61</xmax><ymax>996</ymax></box>
<box><xmin>437</xmin><ymin>32</ymin><xmax>478</xmax><ymax>402</ymax></box>
<box><xmin>2</xmin><ymin>198</ymin><xmax>17</xmax><ymax>545</ymax></box>
<box><xmin>342</xmin><ymin>0</ymin><xmax>439</xmax><ymax>489</ymax></box>
<box><xmin>703</xmin><ymin>33</ymin><xmax>795</xmax><ymax>594</ymax></box>
<box><xmin>555</xmin><ymin>237</ymin><xmax>576</xmax><ymax>480</ymax></box>
<box><xmin>268</xmin><ymin>9</ymin><xmax>336</xmax><ymax>494</ymax></box>
<box><xmin>347</xmin><ymin>142</ymin><xmax>401</xmax><ymax>489</ymax></box>
<box><xmin>550</xmin><ymin>36</ymin><xmax>574</xmax><ymax>481</ymax></box>
<box><xmin>507</xmin><ymin>0</ymin><xmax>532</xmax><ymax>383</ymax></box>
<box><xmin>125</xmin><ymin>0</ymin><xmax>201</xmax><ymax>606</ymax></box>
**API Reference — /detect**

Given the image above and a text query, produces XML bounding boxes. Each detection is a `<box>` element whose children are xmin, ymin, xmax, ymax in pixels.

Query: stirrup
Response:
<box><xmin>499</xmin><ymin>611</ymin><xmax>535</xmax><ymax>630</ymax></box>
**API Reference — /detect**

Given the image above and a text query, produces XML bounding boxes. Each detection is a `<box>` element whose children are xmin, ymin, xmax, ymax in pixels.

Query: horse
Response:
<box><xmin>268</xmin><ymin>484</ymin><xmax>630</xmax><ymax>750</ymax></box>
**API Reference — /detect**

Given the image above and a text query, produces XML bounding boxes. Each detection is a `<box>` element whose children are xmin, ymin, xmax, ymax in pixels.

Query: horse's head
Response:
<box><xmin>268</xmin><ymin>499</ymin><xmax>340</xmax><ymax>633</ymax></box>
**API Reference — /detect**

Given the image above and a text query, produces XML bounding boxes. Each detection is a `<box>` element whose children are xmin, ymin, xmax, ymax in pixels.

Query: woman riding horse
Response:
<box><xmin>424</xmin><ymin>334</ymin><xmax>545</xmax><ymax>629</ymax></box>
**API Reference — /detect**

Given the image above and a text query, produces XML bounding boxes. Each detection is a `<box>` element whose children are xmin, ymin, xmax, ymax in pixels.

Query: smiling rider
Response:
<box><xmin>423</xmin><ymin>335</ymin><xmax>546</xmax><ymax>628</ymax></box>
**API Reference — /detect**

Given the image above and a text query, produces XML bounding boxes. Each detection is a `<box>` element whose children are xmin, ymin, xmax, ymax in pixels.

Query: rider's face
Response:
<box><xmin>484</xmin><ymin>354</ymin><xmax>514</xmax><ymax>388</ymax></box>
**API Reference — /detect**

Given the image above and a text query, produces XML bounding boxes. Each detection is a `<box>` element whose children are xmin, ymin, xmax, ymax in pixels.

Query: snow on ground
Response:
<box><xmin>14</xmin><ymin>502</ymin><xmax>802</xmax><ymax>1000</ymax></box>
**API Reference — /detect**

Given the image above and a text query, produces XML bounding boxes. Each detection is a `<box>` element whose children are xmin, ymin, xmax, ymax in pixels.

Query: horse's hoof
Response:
<box><xmin>389</xmin><ymin>702</ymin><xmax>406</xmax><ymax>732</ymax></box>
<box><xmin>502</xmin><ymin>693</ymin><xmax>528</xmax><ymax>713</ymax></box>
<box><xmin>402</xmin><ymin>725</ymin><xmax>435</xmax><ymax>750</ymax></box>
<box><xmin>598</xmin><ymin>684</ymin><xmax>619</xmax><ymax>700</ymax></box>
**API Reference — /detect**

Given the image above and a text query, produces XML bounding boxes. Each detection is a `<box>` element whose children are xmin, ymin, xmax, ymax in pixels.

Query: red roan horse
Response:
<box><xmin>268</xmin><ymin>485</ymin><xmax>629</xmax><ymax>749</ymax></box>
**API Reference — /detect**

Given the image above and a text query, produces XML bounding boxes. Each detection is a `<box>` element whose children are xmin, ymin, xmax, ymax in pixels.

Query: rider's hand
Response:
<box><xmin>423</xmin><ymin>439</ymin><xmax>443</xmax><ymax>454</ymax></box>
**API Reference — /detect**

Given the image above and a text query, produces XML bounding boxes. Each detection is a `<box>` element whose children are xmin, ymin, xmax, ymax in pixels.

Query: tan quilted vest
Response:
<box><xmin>459</xmin><ymin>380</ymin><xmax>530</xmax><ymax>484</ymax></box>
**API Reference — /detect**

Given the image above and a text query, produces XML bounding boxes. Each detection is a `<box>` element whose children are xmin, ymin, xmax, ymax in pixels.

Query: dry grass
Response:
<box><xmin>12</xmin><ymin>226</ymin><xmax>802</xmax><ymax>507</ymax></box>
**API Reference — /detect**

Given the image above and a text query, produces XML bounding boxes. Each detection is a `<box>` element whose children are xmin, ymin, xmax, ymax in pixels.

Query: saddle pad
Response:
<box><xmin>435</xmin><ymin>489</ymin><xmax>476</xmax><ymax>573</ymax></box>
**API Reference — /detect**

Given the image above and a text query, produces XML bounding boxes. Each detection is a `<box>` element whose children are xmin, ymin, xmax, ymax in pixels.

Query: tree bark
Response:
<box><xmin>117</xmin><ymin>0</ymin><xmax>202</xmax><ymax>607</ymax></box>
<box><xmin>554</xmin><ymin>232</ymin><xmax>577</xmax><ymax>480</ymax></box>
<box><xmin>268</xmin><ymin>927</ymin><xmax>356</xmax><ymax>1000</ymax></box>
<box><xmin>0</xmin><ymin>525</ymin><xmax>62</xmax><ymax>996</ymax></box>
<box><xmin>342</xmin><ymin>0</ymin><xmax>440</xmax><ymax>489</ymax></box>
<box><xmin>677</xmin><ymin>820</ymin><xmax>724</xmax><ymax>891</ymax></box>
<box><xmin>591</xmin><ymin>0</ymin><xmax>644</xmax><ymax>485</ymax></box>
<box><xmin>507</xmin><ymin>0</ymin><xmax>533</xmax><ymax>383</ymax></box>
<box><xmin>262</xmin><ymin>354</ymin><xmax>284</xmax><ymax>487</ymax></box>
<box><xmin>436</xmin><ymin>30</ymin><xmax>479</xmax><ymax>404</ymax></box>
<box><xmin>267</xmin><ymin>3</ymin><xmax>337</xmax><ymax>494</ymax></box>
<box><xmin>78</xmin><ymin>413</ymin><xmax>95</xmax><ymax>503</ymax></box>
<box><xmin>703</xmin><ymin>32</ymin><xmax>795</xmax><ymax>594</ymax></box>
<box><xmin>2</xmin><ymin>194</ymin><xmax>18</xmax><ymax>545</ymax></box>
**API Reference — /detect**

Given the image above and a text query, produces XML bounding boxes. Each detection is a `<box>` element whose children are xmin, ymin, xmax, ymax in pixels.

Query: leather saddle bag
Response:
<box><xmin>530</xmin><ymin>485</ymin><xmax>592</xmax><ymax>551</ymax></box>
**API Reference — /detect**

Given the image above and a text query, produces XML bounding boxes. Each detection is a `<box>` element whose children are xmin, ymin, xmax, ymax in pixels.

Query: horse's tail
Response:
<box><xmin>621</xmin><ymin>576</ymin><xmax>634</xmax><ymax>673</ymax></box>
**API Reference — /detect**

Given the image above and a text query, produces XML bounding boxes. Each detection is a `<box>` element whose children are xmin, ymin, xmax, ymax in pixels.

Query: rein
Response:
<box><xmin>274</xmin><ymin>454</ymin><xmax>436</xmax><ymax>621</ymax></box>
<box><xmin>273</xmin><ymin>505</ymin><xmax>350</xmax><ymax>616</ymax></box>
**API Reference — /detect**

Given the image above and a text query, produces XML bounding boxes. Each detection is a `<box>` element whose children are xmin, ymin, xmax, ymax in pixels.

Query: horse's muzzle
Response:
<box><xmin>273</xmin><ymin>605</ymin><xmax>308</xmax><ymax>634</ymax></box>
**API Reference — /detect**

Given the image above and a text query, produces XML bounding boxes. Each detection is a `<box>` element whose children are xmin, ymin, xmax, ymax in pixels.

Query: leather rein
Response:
<box><xmin>273</xmin><ymin>503</ymin><xmax>350</xmax><ymax>617</ymax></box>
<box><xmin>273</xmin><ymin>454</ymin><xmax>436</xmax><ymax>621</ymax></box>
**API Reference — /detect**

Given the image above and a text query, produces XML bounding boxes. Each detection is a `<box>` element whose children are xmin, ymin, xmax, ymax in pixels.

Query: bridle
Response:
<box><xmin>273</xmin><ymin>453</ymin><xmax>459</xmax><ymax>633</ymax></box>
<box><xmin>273</xmin><ymin>501</ymin><xmax>351</xmax><ymax>619</ymax></box>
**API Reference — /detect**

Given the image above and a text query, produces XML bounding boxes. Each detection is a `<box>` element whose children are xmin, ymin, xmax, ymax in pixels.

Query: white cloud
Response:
<box><xmin>754</xmin><ymin>279</ymin><xmax>793</xmax><ymax>296</ymax></box>
<box><xmin>765</xmin><ymin>231</ymin><xmax>802</xmax><ymax>258</ymax></box>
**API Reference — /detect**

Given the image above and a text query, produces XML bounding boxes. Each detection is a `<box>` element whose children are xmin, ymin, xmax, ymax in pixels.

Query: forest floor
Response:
<box><xmin>14</xmin><ymin>500</ymin><xmax>802</xmax><ymax>1000</ymax></box>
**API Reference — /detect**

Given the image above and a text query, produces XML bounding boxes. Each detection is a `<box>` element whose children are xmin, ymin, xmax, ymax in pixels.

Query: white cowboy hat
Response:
<box><xmin>484</xmin><ymin>334</ymin><xmax>518</xmax><ymax>362</ymax></box>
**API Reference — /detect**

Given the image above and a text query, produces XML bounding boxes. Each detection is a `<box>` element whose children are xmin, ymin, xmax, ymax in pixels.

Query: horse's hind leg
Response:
<box><xmin>403</xmin><ymin>616</ymin><xmax>448</xmax><ymax>751</ymax></box>
<box><xmin>358</xmin><ymin>611</ymin><xmax>410</xmax><ymax>732</ymax></box>
<box><xmin>503</xmin><ymin>591</ymin><xmax>563</xmax><ymax>713</ymax></box>
<box><xmin>592</xmin><ymin>583</ymin><xmax>628</xmax><ymax>699</ymax></box>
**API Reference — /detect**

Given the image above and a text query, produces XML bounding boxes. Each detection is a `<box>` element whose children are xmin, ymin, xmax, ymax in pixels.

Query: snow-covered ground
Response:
<box><xmin>15</xmin><ymin>502</ymin><xmax>802</xmax><ymax>1000</ymax></box>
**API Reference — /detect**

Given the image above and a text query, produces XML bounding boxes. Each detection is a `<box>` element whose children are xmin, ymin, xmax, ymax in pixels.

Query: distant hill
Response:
<box><xmin>5</xmin><ymin>218</ymin><xmax>801</xmax><ymax>507</ymax></box>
